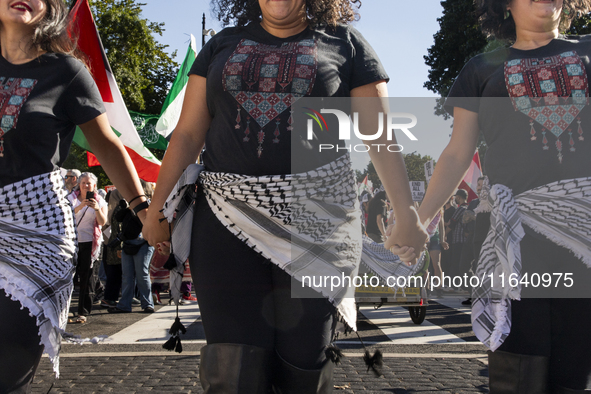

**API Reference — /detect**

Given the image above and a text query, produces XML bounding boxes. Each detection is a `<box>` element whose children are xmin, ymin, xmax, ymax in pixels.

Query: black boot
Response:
<box><xmin>488</xmin><ymin>350</ymin><xmax>550</xmax><ymax>394</ymax></box>
<box><xmin>551</xmin><ymin>384</ymin><xmax>591</xmax><ymax>393</ymax></box>
<box><xmin>199</xmin><ymin>343</ymin><xmax>272</xmax><ymax>394</ymax></box>
<box><xmin>272</xmin><ymin>352</ymin><xmax>334</xmax><ymax>394</ymax></box>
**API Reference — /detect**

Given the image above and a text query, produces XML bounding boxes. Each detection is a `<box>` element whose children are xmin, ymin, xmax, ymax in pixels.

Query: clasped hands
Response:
<box><xmin>383</xmin><ymin>209</ymin><xmax>429</xmax><ymax>266</ymax></box>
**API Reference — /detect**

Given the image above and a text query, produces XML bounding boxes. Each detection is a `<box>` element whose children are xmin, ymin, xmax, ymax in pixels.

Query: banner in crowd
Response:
<box><xmin>458</xmin><ymin>151</ymin><xmax>482</xmax><ymax>202</ymax></box>
<box><xmin>156</xmin><ymin>34</ymin><xmax>198</xmax><ymax>139</ymax></box>
<box><xmin>68</xmin><ymin>0</ymin><xmax>161</xmax><ymax>182</ymax></box>
<box><xmin>424</xmin><ymin>160</ymin><xmax>434</xmax><ymax>184</ymax></box>
<box><xmin>410</xmin><ymin>181</ymin><xmax>425</xmax><ymax>201</ymax></box>
<box><xmin>129</xmin><ymin>111</ymin><xmax>168</xmax><ymax>150</ymax></box>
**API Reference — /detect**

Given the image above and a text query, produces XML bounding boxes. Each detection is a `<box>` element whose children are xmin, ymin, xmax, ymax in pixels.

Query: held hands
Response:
<box><xmin>156</xmin><ymin>241</ymin><xmax>171</xmax><ymax>256</ymax></box>
<box><xmin>142</xmin><ymin>209</ymin><xmax>171</xmax><ymax>248</ymax></box>
<box><xmin>384</xmin><ymin>208</ymin><xmax>429</xmax><ymax>265</ymax></box>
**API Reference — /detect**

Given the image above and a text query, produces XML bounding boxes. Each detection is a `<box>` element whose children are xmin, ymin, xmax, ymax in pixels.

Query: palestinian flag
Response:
<box><xmin>458</xmin><ymin>151</ymin><xmax>483</xmax><ymax>202</ymax></box>
<box><xmin>155</xmin><ymin>34</ymin><xmax>198</xmax><ymax>138</ymax></box>
<box><xmin>68</xmin><ymin>0</ymin><xmax>161</xmax><ymax>182</ymax></box>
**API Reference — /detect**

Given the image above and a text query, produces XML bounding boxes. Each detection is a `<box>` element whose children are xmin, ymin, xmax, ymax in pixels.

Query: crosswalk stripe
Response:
<box><xmin>107</xmin><ymin>303</ymin><xmax>200</xmax><ymax>344</ymax></box>
<box><xmin>358</xmin><ymin>305</ymin><xmax>465</xmax><ymax>344</ymax></box>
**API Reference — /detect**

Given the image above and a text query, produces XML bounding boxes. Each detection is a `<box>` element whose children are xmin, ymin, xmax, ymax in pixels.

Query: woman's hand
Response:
<box><xmin>85</xmin><ymin>198</ymin><xmax>99</xmax><ymax>211</ymax></box>
<box><xmin>384</xmin><ymin>209</ymin><xmax>429</xmax><ymax>265</ymax></box>
<box><xmin>143</xmin><ymin>209</ymin><xmax>171</xmax><ymax>247</ymax></box>
<box><xmin>156</xmin><ymin>241</ymin><xmax>171</xmax><ymax>256</ymax></box>
<box><xmin>441</xmin><ymin>241</ymin><xmax>449</xmax><ymax>250</ymax></box>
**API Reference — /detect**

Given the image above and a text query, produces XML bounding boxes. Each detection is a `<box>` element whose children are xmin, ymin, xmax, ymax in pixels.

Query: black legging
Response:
<box><xmin>189</xmin><ymin>190</ymin><xmax>337</xmax><ymax>369</ymax></box>
<box><xmin>0</xmin><ymin>289</ymin><xmax>44</xmax><ymax>394</ymax></box>
<box><xmin>76</xmin><ymin>242</ymin><xmax>95</xmax><ymax>316</ymax></box>
<box><xmin>496</xmin><ymin>231</ymin><xmax>591</xmax><ymax>389</ymax></box>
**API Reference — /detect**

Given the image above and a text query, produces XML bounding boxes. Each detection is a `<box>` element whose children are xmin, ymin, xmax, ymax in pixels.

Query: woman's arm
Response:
<box><xmin>417</xmin><ymin>107</ymin><xmax>480</xmax><ymax>228</ymax></box>
<box><xmin>350</xmin><ymin>81</ymin><xmax>427</xmax><ymax>262</ymax></box>
<box><xmin>143</xmin><ymin>75</ymin><xmax>211</xmax><ymax>246</ymax></box>
<box><xmin>94</xmin><ymin>204</ymin><xmax>108</xmax><ymax>226</ymax></box>
<box><xmin>78</xmin><ymin>114</ymin><xmax>147</xmax><ymax>221</ymax></box>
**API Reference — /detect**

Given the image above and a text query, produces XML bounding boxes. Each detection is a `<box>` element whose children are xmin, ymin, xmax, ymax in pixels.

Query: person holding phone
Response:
<box><xmin>68</xmin><ymin>172</ymin><xmax>108</xmax><ymax>323</ymax></box>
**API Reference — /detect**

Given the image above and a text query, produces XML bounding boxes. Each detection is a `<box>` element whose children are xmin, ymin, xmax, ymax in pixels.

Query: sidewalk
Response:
<box><xmin>32</xmin><ymin>353</ymin><xmax>489</xmax><ymax>393</ymax></box>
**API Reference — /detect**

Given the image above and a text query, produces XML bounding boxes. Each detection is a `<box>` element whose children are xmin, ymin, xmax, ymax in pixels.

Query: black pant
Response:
<box><xmin>0</xmin><ymin>289</ymin><xmax>44</xmax><ymax>393</ymax></box>
<box><xmin>496</xmin><ymin>232</ymin><xmax>591</xmax><ymax>389</ymax></box>
<box><xmin>103</xmin><ymin>263</ymin><xmax>122</xmax><ymax>302</ymax></box>
<box><xmin>190</xmin><ymin>191</ymin><xmax>337</xmax><ymax>369</ymax></box>
<box><xmin>76</xmin><ymin>242</ymin><xmax>95</xmax><ymax>316</ymax></box>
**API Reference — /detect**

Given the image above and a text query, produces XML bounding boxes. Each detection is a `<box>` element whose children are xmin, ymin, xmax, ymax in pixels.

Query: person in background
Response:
<box><xmin>427</xmin><ymin>207</ymin><xmax>449</xmax><ymax>290</ymax></box>
<box><xmin>101</xmin><ymin>189</ymin><xmax>125</xmax><ymax>308</ymax></box>
<box><xmin>447</xmin><ymin>189</ymin><xmax>469</xmax><ymax>282</ymax></box>
<box><xmin>68</xmin><ymin>172</ymin><xmax>107</xmax><ymax>323</ymax></box>
<box><xmin>366</xmin><ymin>190</ymin><xmax>388</xmax><ymax>242</ymax></box>
<box><xmin>64</xmin><ymin>169</ymin><xmax>80</xmax><ymax>193</ymax></box>
<box><xmin>108</xmin><ymin>180</ymin><xmax>155</xmax><ymax>314</ymax></box>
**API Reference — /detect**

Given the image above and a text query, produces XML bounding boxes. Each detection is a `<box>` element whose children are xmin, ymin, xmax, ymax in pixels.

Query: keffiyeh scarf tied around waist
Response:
<box><xmin>472</xmin><ymin>177</ymin><xmax>591</xmax><ymax>351</ymax></box>
<box><xmin>163</xmin><ymin>154</ymin><xmax>422</xmax><ymax>330</ymax></box>
<box><xmin>0</xmin><ymin>171</ymin><xmax>77</xmax><ymax>377</ymax></box>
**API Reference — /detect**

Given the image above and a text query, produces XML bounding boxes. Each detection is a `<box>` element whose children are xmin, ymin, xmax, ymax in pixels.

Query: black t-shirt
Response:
<box><xmin>190</xmin><ymin>22</ymin><xmax>389</xmax><ymax>176</ymax></box>
<box><xmin>444</xmin><ymin>206</ymin><xmax>456</xmax><ymax>223</ymax></box>
<box><xmin>0</xmin><ymin>53</ymin><xmax>104</xmax><ymax>187</ymax></box>
<box><xmin>366</xmin><ymin>197</ymin><xmax>386</xmax><ymax>236</ymax></box>
<box><xmin>445</xmin><ymin>36</ymin><xmax>591</xmax><ymax>195</ymax></box>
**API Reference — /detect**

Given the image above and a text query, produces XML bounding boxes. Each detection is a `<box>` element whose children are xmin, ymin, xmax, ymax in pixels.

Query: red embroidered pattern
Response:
<box><xmin>223</xmin><ymin>38</ymin><xmax>317</xmax><ymax>158</ymax></box>
<box><xmin>0</xmin><ymin>77</ymin><xmax>37</xmax><ymax>157</ymax></box>
<box><xmin>504</xmin><ymin>51</ymin><xmax>588</xmax><ymax>163</ymax></box>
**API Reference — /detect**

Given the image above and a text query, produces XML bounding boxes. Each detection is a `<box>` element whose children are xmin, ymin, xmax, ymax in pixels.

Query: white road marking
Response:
<box><xmin>107</xmin><ymin>304</ymin><xmax>201</xmax><ymax>344</ymax></box>
<box><xmin>430</xmin><ymin>296</ymin><xmax>472</xmax><ymax>314</ymax></box>
<box><xmin>358</xmin><ymin>305</ymin><xmax>465</xmax><ymax>344</ymax></box>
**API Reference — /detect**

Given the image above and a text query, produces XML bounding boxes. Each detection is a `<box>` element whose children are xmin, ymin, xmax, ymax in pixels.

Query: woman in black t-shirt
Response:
<box><xmin>144</xmin><ymin>0</ymin><xmax>427</xmax><ymax>391</ymax></box>
<box><xmin>0</xmin><ymin>1</ymin><xmax>149</xmax><ymax>391</ymax></box>
<box><xmin>366</xmin><ymin>190</ymin><xmax>388</xmax><ymax>242</ymax></box>
<box><xmin>413</xmin><ymin>0</ymin><xmax>591</xmax><ymax>391</ymax></box>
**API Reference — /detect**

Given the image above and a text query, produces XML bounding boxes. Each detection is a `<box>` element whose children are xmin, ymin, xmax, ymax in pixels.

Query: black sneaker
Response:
<box><xmin>142</xmin><ymin>307</ymin><xmax>155</xmax><ymax>313</ymax></box>
<box><xmin>108</xmin><ymin>307</ymin><xmax>130</xmax><ymax>313</ymax></box>
<box><xmin>461</xmin><ymin>298</ymin><xmax>472</xmax><ymax>306</ymax></box>
<box><xmin>101</xmin><ymin>299</ymin><xmax>117</xmax><ymax>308</ymax></box>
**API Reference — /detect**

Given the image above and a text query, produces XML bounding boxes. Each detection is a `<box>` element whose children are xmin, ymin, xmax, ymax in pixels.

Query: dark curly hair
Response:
<box><xmin>476</xmin><ymin>0</ymin><xmax>591</xmax><ymax>42</ymax></box>
<box><xmin>211</xmin><ymin>0</ymin><xmax>361</xmax><ymax>28</ymax></box>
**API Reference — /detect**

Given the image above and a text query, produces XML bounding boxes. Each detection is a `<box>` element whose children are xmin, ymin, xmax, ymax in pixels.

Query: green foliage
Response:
<box><xmin>359</xmin><ymin>153</ymin><xmax>435</xmax><ymax>191</ymax></box>
<box><xmin>62</xmin><ymin>144</ymin><xmax>111</xmax><ymax>188</ymax></box>
<box><xmin>87</xmin><ymin>0</ymin><xmax>179</xmax><ymax>114</ymax></box>
<box><xmin>63</xmin><ymin>0</ymin><xmax>177</xmax><ymax>183</ymax></box>
<box><xmin>423</xmin><ymin>0</ymin><xmax>487</xmax><ymax>101</ymax></box>
<box><xmin>567</xmin><ymin>12</ymin><xmax>591</xmax><ymax>35</ymax></box>
<box><xmin>403</xmin><ymin>152</ymin><xmax>435</xmax><ymax>182</ymax></box>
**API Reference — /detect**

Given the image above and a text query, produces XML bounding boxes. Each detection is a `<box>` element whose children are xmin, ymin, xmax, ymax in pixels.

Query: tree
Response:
<box><xmin>424</xmin><ymin>3</ymin><xmax>591</xmax><ymax>169</ymax></box>
<box><xmin>423</xmin><ymin>0</ymin><xmax>487</xmax><ymax>105</ymax></box>
<box><xmin>425</xmin><ymin>1</ymin><xmax>591</xmax><ymax>100</ymax></box>
<box><xmin>87</xmin><ymin>0</ymin><xmax>178</xmax><ymax>114</ymax></box>
<box><xmin>63</xmin><ymin>0</ymin><xmax>178</xmax><ymax>186</ymax></box>
<box><xmin>567</xmin><ymin>13</ymin><xmax>591</xmax><ymax>35</ymax></box>
<box><xmin>359</xmin><ymin>153</ymin><xmax>434</xmax><ymax>192</ymax></box>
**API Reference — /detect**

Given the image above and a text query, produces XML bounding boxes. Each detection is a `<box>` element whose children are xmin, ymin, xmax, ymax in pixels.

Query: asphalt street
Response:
<box><xmin>30</xmin><ymin>292</ymin><xmax>490</xmax><ymax>393</ymax></box>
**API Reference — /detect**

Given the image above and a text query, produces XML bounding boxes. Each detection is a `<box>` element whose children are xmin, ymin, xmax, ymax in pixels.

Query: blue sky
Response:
<box><xmin>140</xmin><ymin>1</ymin><xmax>453</xmax><ymax>167</ymax></box>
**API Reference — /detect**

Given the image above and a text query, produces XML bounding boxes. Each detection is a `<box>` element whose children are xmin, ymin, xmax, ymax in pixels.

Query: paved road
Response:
<box><xmin>31</xmin><ymin>293</ymin><xmax>490</xmax><ymax>393</ymax></box>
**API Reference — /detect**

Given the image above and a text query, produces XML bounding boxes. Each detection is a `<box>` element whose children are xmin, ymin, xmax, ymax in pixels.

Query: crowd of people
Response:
<box><xmin>62</xmin><ymin>168</ymin><xmax>198</xmax><ymax>322</ymax></box>
<box><xmin>1</xmin><ymin>0</ymin><xmax>590</xmax><ymax>392</ymax></box>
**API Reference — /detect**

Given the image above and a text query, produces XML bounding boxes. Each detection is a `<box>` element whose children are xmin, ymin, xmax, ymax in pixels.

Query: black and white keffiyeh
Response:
<box><xmin>164</xmin><ymin>155</ymin><xmax>421</xmax><ymax>330</ymax></box>
<box><xmin>472</xmin><ymin>177</ymin><xmax>591</xmax><ymax>351</ymax></box>
<box><xmin>0</xmin><ymin>171</ymin><xmax>77</xmax><ymax>377</ymax></box>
